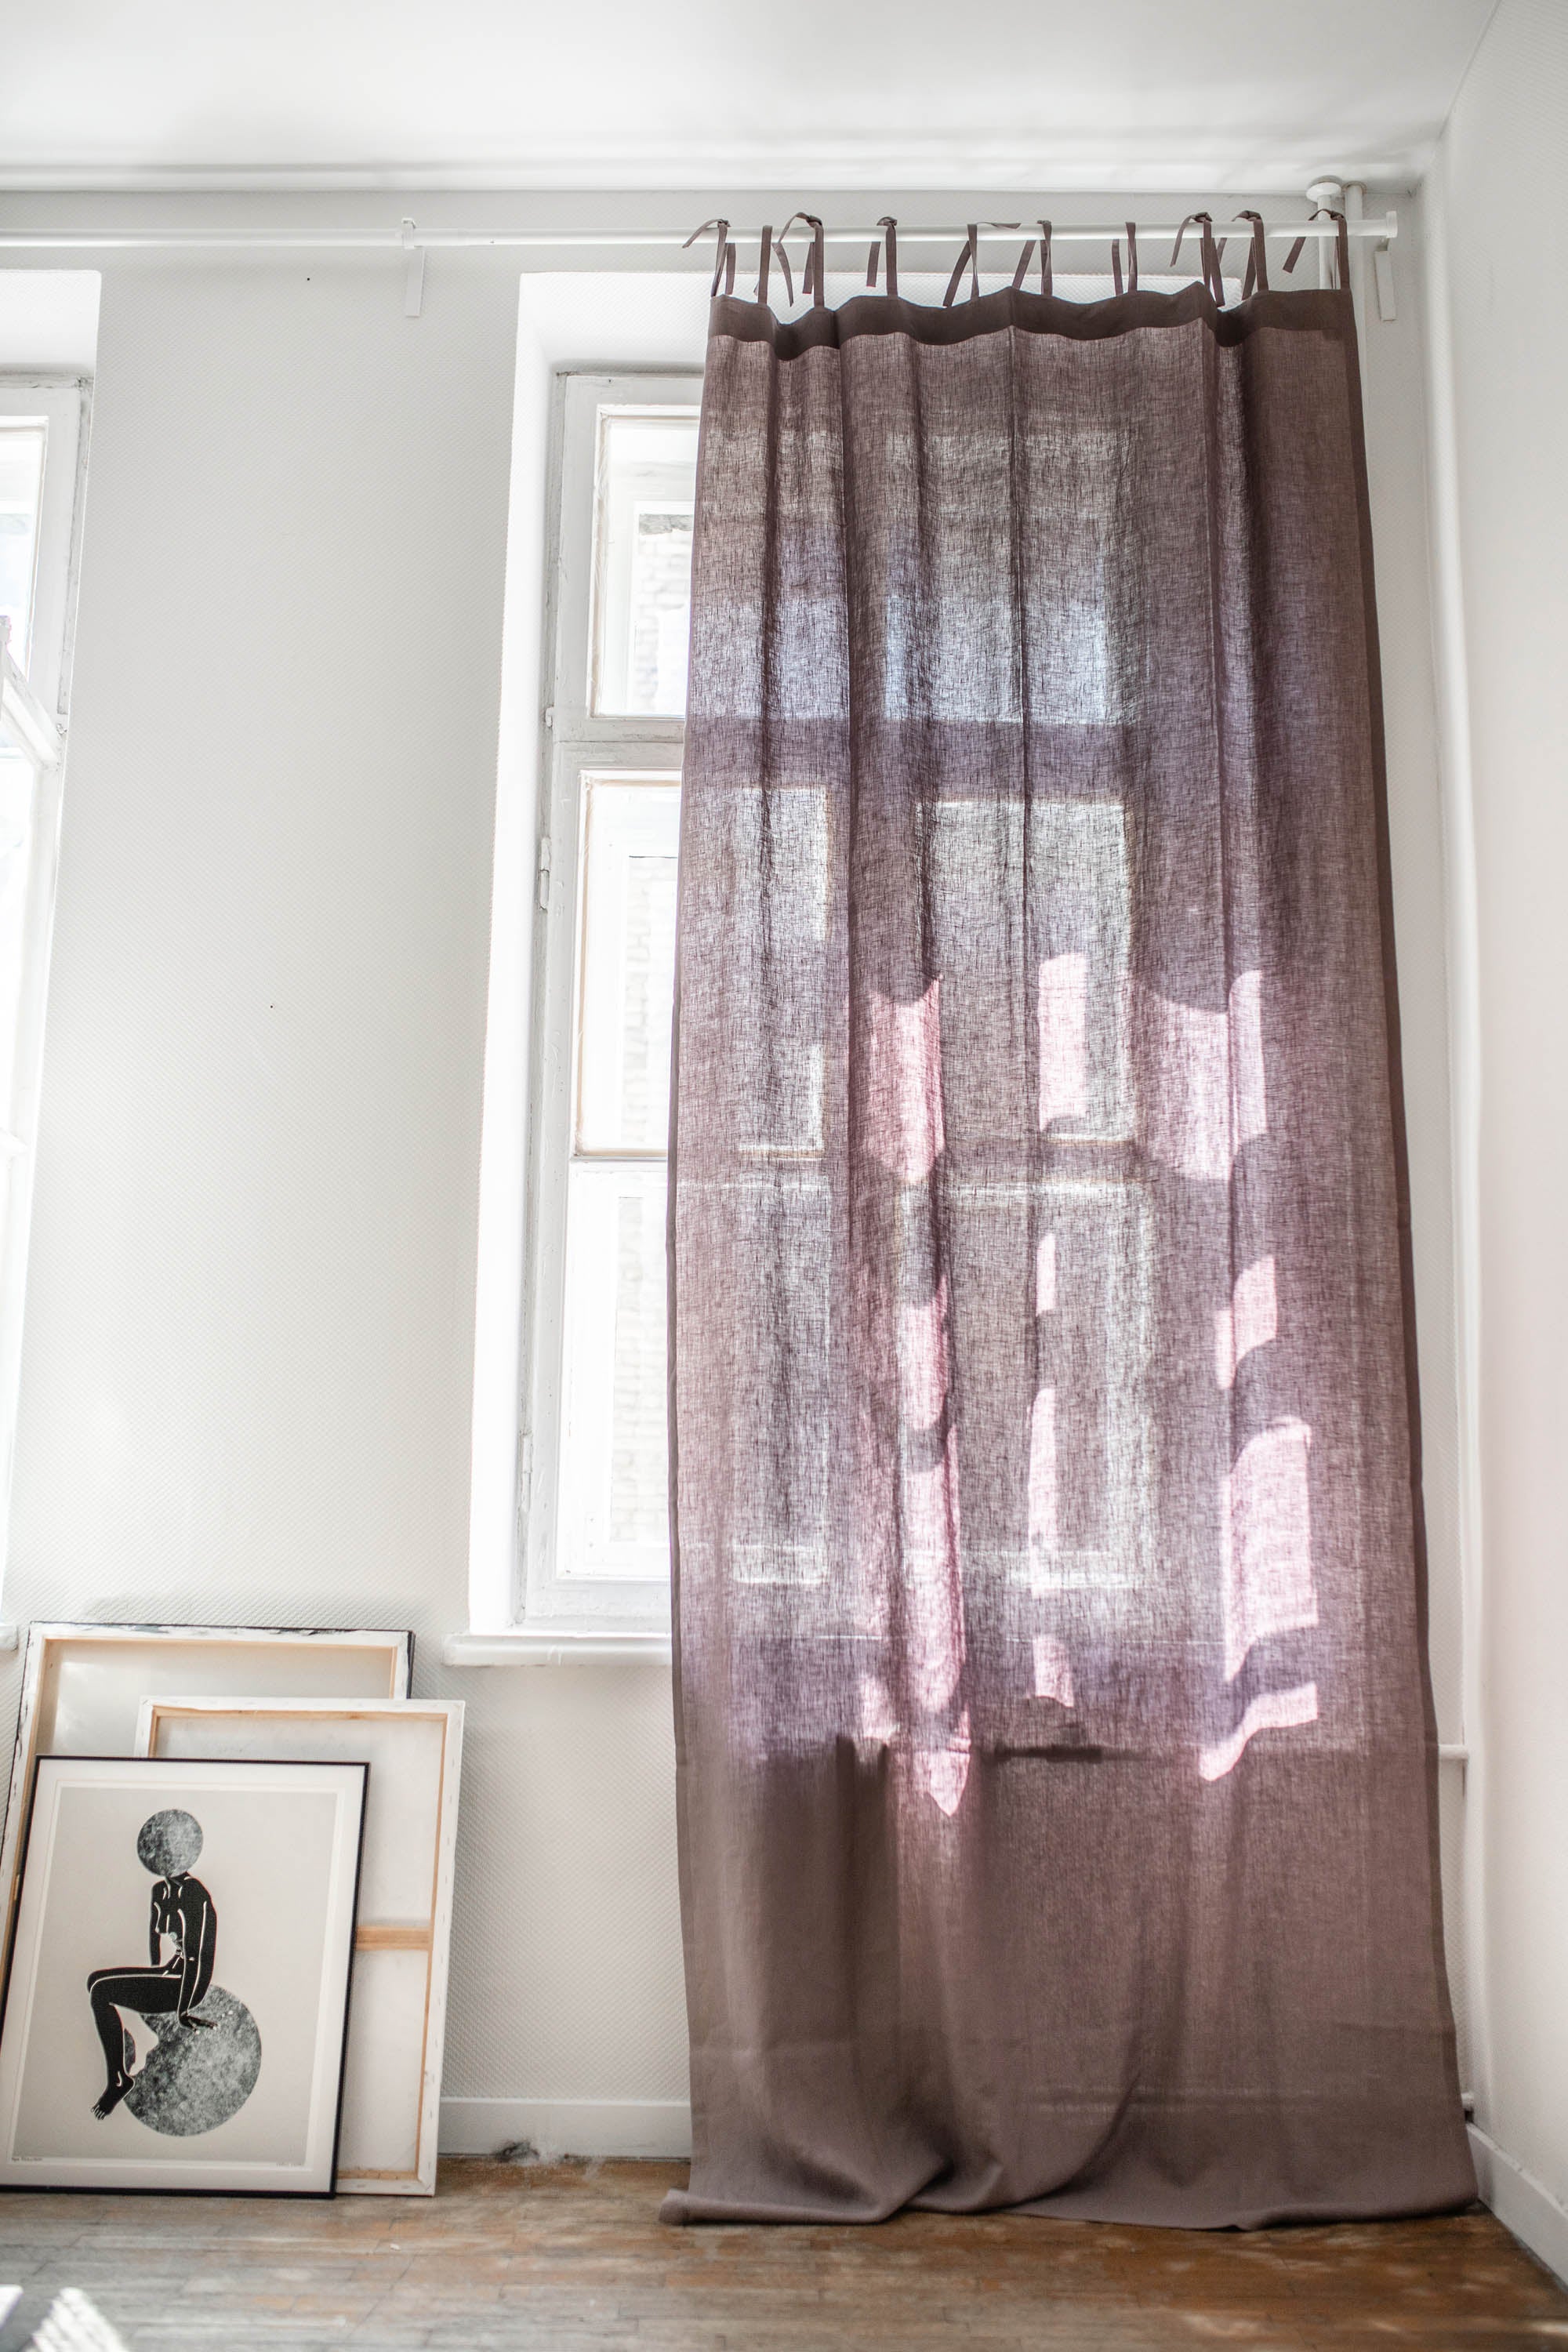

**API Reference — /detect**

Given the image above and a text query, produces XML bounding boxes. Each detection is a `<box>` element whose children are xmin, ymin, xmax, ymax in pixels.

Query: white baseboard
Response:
<box><xmin>1470</xmin><ymin>2125</ymin><xmax>1568</xmax><ymax>2288</ymax></box>
<box><xmin>439</xmin><ymin>2097</ymin><xmax>691</xmax><ymax>2162</ymax></box>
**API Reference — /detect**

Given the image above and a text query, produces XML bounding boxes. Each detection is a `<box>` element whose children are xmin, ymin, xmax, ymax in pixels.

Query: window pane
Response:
<box><xmin>0</xmin><ymin>424</ymin><xmax>46</xmax><ymax>676</ymax></box>
<box><xmin>590</xmin><ymin>410</ymin><xmax>699</xmax><ymax>717</ymax></box>
<box><xmin>557</xmin><ymin>1162</ymin><xmax>670</xmax><ymax>1580</ymax></box>
<box><xmin>575</xmin><ymin>778</ymin><xmax>681</xmax><ymax>1153</ymax></box>
<box><xmin>722</xmin><ymin>785</ymin><xmax>829</xmax><ymax>1158</ymax></box>
<box><xmin>928</xmin><ymin>797</ymin><xmax>1132</xmax><ymax>1146</ymax></box>
<box><xmin>679</xmin><ymin>1168</ymin><xmax>831</xmax><ymax>1585</ymax></box>
<box><xmin>1031</xmin><ymin>800</ymin><xmax>1134</xmax><ymax>1142</ymax></box>
<box><xmin>876</xmin><ymin>420</ymin><xmax>1134</xmax><ymax>726</ymax></box>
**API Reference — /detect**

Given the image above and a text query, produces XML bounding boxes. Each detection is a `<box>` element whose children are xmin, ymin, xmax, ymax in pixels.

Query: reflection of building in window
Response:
<box><xmin>558</xmin><ymin>1162</ymin><xmax>670</xmax><ymax>1579</ymax></box>
<box><xmin>591</xmin><ymin>410</ymin><xmax>699</xmax><ymax>717</ymax></box>
<box><xmin>608</xmin><ymin>1188</ymin><xmax>669</xmax><ymax>1548</ymax></box>
<box><xmin>628</xmin><ymin>507</ymin><xmax>694</xmax><ymax>713</ymax></box>
<box><xmin>557</xmin><ymin>775</ymin><xmax>681</xmax><ymax>1585</ymax></box>
<box><xmin>616</xmin><ymin>850</ymin><xmax>678</xmax><ymax>1149</ymax></box>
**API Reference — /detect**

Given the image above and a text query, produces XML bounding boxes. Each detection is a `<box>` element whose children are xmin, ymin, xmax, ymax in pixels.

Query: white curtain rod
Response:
<box><xmin>0</xmin><ymin>216</ymin><xmax>1397</xmax><ymax>254</ymax></box>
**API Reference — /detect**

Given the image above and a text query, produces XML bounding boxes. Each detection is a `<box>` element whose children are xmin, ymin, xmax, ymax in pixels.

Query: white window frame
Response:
<box><xmin>503</xmin><ymin>368</ymin><xmax>702</xmax><ymax>1658</ymax></box>
<box><xmin>0</xmin><ymin>377</ymin><xmax>90</xmax><ymax>1599</ymax></box>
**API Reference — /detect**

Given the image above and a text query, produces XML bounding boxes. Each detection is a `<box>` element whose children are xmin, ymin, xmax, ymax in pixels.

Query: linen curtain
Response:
<box><xmin>665</xmin><ymin>242</ymin><xmax>1473</xmax><ymax>2227</ymax></box>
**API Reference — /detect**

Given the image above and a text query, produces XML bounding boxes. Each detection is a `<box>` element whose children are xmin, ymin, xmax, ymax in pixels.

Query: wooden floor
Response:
<box><xmin>0</xmin><ymin>2159</ymin><xmax>1563</xmax><ymax>2350</ymax></box>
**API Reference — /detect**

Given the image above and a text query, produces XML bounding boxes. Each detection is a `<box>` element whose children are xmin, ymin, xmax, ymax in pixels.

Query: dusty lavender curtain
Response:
<box><xmin>665</xmin><ymin>235</ymin><xmax>1473</xmax><ymax>2227</ymax></box>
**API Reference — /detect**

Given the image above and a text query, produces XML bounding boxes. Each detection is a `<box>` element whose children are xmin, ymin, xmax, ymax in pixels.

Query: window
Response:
<box><xmin>0</xmin><ymin>379</ymin><xmax>89</xmax><ymax>1579</ymax></box>
<box><xmin>519</xmin><ymin>372</ymin><xmax>700</xmax><ymax>1638</ymax></box>
<box><xmin>502</xmin><ymin>365</ymin><xmax>1147</xmax><ymax>1647</ymax></box>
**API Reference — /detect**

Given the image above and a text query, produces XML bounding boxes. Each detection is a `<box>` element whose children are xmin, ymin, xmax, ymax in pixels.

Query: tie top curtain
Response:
<box><xmin>665</xmin><ymin>243</ymin><xmax>1472</xmax><ymax>2227</ymax></box>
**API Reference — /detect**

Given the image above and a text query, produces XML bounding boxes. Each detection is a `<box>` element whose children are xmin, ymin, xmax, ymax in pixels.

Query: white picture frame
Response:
<box><xmin>136</xmin><ymin>1697</ymin><xmax>463</xmax><ymax>2195</ymax></box>
<box><xmin>0</xmin><ymin>1755</ymin><xmax>367</xmax><ymax>2195</ymax></box>
<box><xmin>0</xmin><ymin>1624</ymin><xmax>412</xmax><ymax>1996</ymax></box>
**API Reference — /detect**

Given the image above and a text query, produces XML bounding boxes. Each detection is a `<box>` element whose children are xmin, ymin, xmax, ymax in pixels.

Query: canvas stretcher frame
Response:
<box><xmin>136</xmin><ymin>1697</ymin><xmax>463</xmax><ymax>2194</ymax></box>
<box><xmin>0</xmin><ymin>1624</ymin><xmax>412</xmax><ymax>2002</ymax></box>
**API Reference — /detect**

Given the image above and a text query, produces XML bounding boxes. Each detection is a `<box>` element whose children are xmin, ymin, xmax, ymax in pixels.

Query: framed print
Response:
<box><xmin>137</xmin><ymin>1698</ymin><xmax>463</xmax><ymax>2194</ymax></box>
<box><xmin>0</xmin><ymin>1756</ymin><xmax>366</xmax><ymax>2194</ymax></box>
<box><xmin>0</xmin><ymin>1624</ymin><xmax>411</xmax><ymax>1990</ymax></box>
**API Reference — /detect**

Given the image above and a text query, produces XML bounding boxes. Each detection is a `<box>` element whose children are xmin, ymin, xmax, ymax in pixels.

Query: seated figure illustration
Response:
<box><xmin>88</xmin><ymin>1809</ymin><xmax>261</xmax><ymax>2134</ymax></box>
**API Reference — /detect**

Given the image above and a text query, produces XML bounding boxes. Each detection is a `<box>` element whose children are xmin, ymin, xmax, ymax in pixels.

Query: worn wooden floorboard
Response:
<box><xmin>0</xmin><ymin>2159</ymin><xmax>1562</xmax><ymax>2350</ymax></box>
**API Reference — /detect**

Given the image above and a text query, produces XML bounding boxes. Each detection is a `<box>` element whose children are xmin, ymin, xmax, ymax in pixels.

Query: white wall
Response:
<box><xmin>0</xmin><ymin>198</ymin><xmax>1463</xmax><ymax>2159</ymax></box>
<box><xmin>1424</xmin><ymin>0</ymin><xmax>1568</xmax><ymax>2278</ymax></box>
<box><xmin>0</xmin><ymin>249</ymin><xmax>691</xmax><ymax>2158</ymax></box>
<box><xmin>1354</xmin><ymin>194</ymin><xmax>1472</xmax><ymax>2076</ymax></box>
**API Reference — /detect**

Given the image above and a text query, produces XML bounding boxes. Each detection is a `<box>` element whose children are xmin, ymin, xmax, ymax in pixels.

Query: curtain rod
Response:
<box><xmin>0</xmin><ymin>216</ymin><xmax>1397</xmax><ymax>254</ymax></box>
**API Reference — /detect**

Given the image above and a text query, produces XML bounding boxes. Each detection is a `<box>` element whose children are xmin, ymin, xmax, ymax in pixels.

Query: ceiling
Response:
<box><xmin>0</xmin><ymin>0</ymin><xmax>1496</xmax><ymax>194</ymax></box>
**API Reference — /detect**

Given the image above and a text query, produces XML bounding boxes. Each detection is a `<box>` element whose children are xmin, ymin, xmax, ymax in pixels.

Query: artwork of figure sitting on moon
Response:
<box><xmin>87</xmin><ymin>1809</ymin><xmax>262</xmax><ymax>2136</ymax></box>
<box><xmin>0</xmin><ymin>1755</ymin><xmax>365</xmax><ymax>2192</ymax></box>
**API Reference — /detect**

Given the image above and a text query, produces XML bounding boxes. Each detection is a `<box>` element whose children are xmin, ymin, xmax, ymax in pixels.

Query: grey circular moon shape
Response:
<box><xmin>136</xmin><ymin>1809</ymin><xmax>203</xmax><ymax>1878</ymax></box>
<box><xmin>124</xmin><ymin>1987</ymin><xmax>261</xmax><ymax>2136</ymax></box>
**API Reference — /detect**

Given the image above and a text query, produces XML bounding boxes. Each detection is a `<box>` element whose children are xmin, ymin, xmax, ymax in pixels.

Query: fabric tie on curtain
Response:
<box><xmin>664</xmin><ymin>238</ymin><xmax>1474</xmax><ymax>2227</ymax></box>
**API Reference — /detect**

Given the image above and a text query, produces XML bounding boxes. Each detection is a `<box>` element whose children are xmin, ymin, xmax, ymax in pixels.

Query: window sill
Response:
<box><xmin>443</xmin><ymin>1628</ymin><xmax>671</xmax><ymax>1667</ymax></box>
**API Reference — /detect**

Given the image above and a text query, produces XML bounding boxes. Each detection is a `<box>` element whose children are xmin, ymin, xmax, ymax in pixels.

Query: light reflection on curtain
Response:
<box><xmin>665</xmin><ymin>270</ymin><xmax>1473</xmax><ymax>2227</ymax></box>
